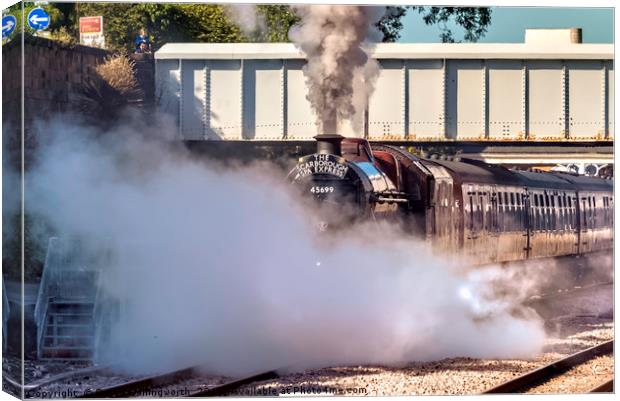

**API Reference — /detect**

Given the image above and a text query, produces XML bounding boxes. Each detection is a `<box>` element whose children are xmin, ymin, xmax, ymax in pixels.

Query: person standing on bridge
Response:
<box><xmin>134</xmin><ymin>28</ymin><xmax>152</xmax><ymax>53</ymax></box>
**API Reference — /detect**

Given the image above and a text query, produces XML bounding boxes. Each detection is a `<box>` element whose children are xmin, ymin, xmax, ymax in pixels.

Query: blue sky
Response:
<box><xmin>399</xmin><ymin>7</ymin><xmax>614</xmax><ymax>43</ymax></box>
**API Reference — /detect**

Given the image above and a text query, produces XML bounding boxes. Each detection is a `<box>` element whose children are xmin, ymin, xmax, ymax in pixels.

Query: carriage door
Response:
<box><xmin>580</xmin><ymin>195</ymin><xmax>589</xmax><ymax>253</ymax></box>
<box><xmin>523</xmin><ymin>191</ymin><xmax>532</xmax><ymax>259</ymax></box>
<box><xmin>488</xmin><ymin>188</ymin><xmax>499</xmax><ymax>263</ymax></box>
<box><xmin>465</xmin><ymin>186</ymin><xmax>478</xmax><ymax>259</ymax></box>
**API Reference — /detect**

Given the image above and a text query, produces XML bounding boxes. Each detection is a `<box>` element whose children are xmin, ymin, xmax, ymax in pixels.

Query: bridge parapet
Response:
<box><xmin>155</xmin><ymin>42</ymin><xmax>614</xmax><ymax>143</ymax></box>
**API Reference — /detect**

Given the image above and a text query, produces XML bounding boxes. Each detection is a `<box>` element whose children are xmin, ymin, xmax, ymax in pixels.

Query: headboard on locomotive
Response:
<box><xmin>287</xmin><ymin>135</ymin><xmax>408</xmax><ymax>228</ymax></box>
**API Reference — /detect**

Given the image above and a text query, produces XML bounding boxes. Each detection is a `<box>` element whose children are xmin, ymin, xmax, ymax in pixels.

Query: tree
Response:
<box><xmin>5</xmin><ymin>3</ymin><xmax>492</xmax><ymax>50</ymax></box>
<box><xmin>376</xmin><ymin>6</ymin><xmax>492</xmax><ymax>43</ymax></box>
<box><xmin>375</xmin><ymin>6</ymin><xmax>408</xmax><ymax>43</ymax></box>
<box><xmin>257</xmin><ymin>4</ymin><xmax>300</xmax><ymax>42</ymax></box>
<box><xmin>416</xmin><ymin>7</ymin><xmax>493</xmax><ymax>43</ymax></box>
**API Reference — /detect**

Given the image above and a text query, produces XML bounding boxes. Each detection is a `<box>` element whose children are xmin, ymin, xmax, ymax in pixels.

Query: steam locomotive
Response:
<box><xmin>288</xmin><ymin>135</ymin><xmax>613</xmax><ymax>265</ymax></box>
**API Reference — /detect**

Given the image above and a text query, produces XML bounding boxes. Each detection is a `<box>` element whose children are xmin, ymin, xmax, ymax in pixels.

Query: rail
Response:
<box><xmin>76</xmin><ymin>366</ymin><xmax>282</xmax><ymax>398</ymax></box>
<box><xmin>78</xmin><ymin>366</ymin><xmax>199</xmax><ymax>398</ymax></box>
<box><xmin>589</xmin><ymin>379</ymin><xmax>613</xmax><ymax>393</ymax></box>
<box><xmin>3</xmin><ymin>366</ymin><xmax>109</xmax><ymax>394</ymax></box>
<box><xmin>483</xmin><ymin>340</ymin><xmax>614</xmax><ymax>393</ymax></box>
<box><xmin>186</xmin><ymin>370</ymin><xmax>280</xmax><ymax>397</ymax></box>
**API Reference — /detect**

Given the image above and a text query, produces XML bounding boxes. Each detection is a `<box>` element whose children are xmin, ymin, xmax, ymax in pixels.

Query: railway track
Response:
<box><xmin>526</xmin><ymin>281</ymin><xmax>613</xmax><ymax>304</ymax></box>
<box><xmin>186</xmin><ymin>370</ymin><xmax>280</xmax><ymax>397</ymax></box>
<box><xmin>2</xmin><ymin>365</ymin><xmax>109</xmax><ymax>395</ymax></box>
<box><xmin>76</xmin><ymin>366</ymin><xmax>280</xmax><ymax>398</ymax></box>
<box><xmin>483</xmin><ymin>340</ymin><xmax>614</xmax><ymax>394</ymax></box>
<box><xmin>78</xmin><ymin>366</ymin><xmax>199</xmax><ymax>398</ymax></box>
<box><xmin>589</xmin><ymin>379</ymin><xmax>614</xmax><ymax>392</ymax></box>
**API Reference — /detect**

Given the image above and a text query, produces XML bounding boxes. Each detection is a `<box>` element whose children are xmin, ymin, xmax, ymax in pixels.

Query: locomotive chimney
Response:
<box><xmin>315</xmin><ymin>112</ymin><xmax>343</xmax><ymax>155</ymax></box>
<box><xmin>315</xmin><ymin>134</ymin><xmax>344</xmax><ymax>156</ymax></box>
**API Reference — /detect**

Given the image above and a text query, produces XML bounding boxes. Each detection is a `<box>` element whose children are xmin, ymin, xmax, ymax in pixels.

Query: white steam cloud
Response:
<box><xmin>224</xmin><ymin>4</ymin><xmax>266</xmax><ymax>38</ymax></box>
<box><xmin>289</xmin><ymin>5</ymin><xmax>384</xmax><ymax>134</ymax></box>
<box><xmin>25</xmin><ymin>118</ymin><xmax>547</xmax><ymax>377</ymax></box>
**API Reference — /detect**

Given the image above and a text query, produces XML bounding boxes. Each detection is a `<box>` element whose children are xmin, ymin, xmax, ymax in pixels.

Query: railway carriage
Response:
<box><xmin>289</xmin><ymin>135</ymin><xmax>613</xmax><ymax>264</ymax></box>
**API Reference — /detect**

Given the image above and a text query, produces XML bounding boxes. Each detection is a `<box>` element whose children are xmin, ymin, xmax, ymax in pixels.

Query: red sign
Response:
<box><xmin>79</xmin><ymin>16</ymin><xmax>102</xmax><ymax>34</ymax></box>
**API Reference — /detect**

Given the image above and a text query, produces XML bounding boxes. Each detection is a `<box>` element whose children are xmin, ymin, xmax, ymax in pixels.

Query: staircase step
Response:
<box><xmin>48</xmin><ymin>312</ymin><xmax>94</xmax><ymax>317</ymax></box>
<box><xmin>42</xmin><ymin>297</ymin><xmax>97</xmax><ymax>361</ymax></box>
<box><xmin>43</xmin><ymin>338</ymin><xmax>93</xmax><ymax>347</ymax></box>
<box><xmin>42</xmin><ymin>348</ymin><xmax>93</xmax><ymax>360</ymax></box>
<box><xmin>43</xmin><ymin>335</ymin><xmax>93</xmax><ymax>338</ymax></box>
<box><xmin>48</xmin><ymin>316</ymin><xmax>94</xmax><ymax>325</ymax></box>
<box><xmin>49</xmin><ymin>300</ymin><xmax>94</xmax><ymax>304</ymax></box>
<box><xmin>46</xmin><ymin>327</ymin><xmax>93</xmax><ymax>338</ymax></box>
<box><xmin>42</xmin><ymin>345</ymin><xmax>93</xmax><ymax>350</ymax></box>
<box><xmin>49</xmin><ymin>304</ymin><xmax>93</xmax><ymax>309</ymax></box>
<box><xmin>48</xmin><ymin>322</ymin><xmax>93</xmax><ymax>327</ymax></box>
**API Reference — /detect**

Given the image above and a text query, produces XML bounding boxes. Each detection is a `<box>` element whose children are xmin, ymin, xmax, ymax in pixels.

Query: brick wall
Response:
<box><xmin>2</xmin><ymin>36</ymin><xmax>157</xmax><ymax>169</ymax></box>
<box><xmin>2</xmin><ymin>35</ymin><xmax>111</xmax><ymax>136</ymax></box>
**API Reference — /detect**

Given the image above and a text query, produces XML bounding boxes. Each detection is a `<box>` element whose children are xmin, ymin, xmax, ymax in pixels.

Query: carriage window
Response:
<box><xmin>468</xmin><ymin>194</ymin><xmax>474</xmax><ymax>232</ymax></box>
<box><xmin>558</xmin><ymin>195</ymin><xmax>565</xmax><ymax>230</ymax></box>
<box><xmin>593</xmin><ymin>197</ymin><xmax>597</xmax><ymax>228</ymax></box>
<box><xmin>496</xmin><ymin>192</ymin><xmax>503</xmax><ymax>231</ymax></box>
<box><xmin>540</xmin><ymin>194</ymin><xmax>545</xmax><ymax>231</ymax></box>
<box><xmin>477</xmin><ymin>195</ymin><xmax>483</xmax><ymax>232</ymax></box>
<box><xmin>551</xmin><ymin>195</ymin><xmax>557</xmax><ymax>230</ymax></box>
<box><xmin>604</xmin><ymin>197</ymin><xmax>609</xmax><ymax>224</ymax></box>
<box><xmin>568</xmin><ymin>196</ymin><xmax>573</xmax><ymax>230</ymax></box>
<box><xmin>582</xmin><ymin>198</ymin><xmax>588</xmax><ymax>230</ymax></box>
<box><xmin>536</xmin><ymin>194</ymin><xmax>542</xmax><ymax>231</ymax></box>
<box><xmin>562</xmin><ymin>194</ymin><xmax>566</xmax><ymax>206</ymax></box>
<box><xmin>545</xmin><ymin>195</ymin><xmax>551</xmax><ymax>231</ymax></box>
<box><xmin>533</xmin><ymin>194</ymin><xmax>539</xmax><ymax>231</ymax></box>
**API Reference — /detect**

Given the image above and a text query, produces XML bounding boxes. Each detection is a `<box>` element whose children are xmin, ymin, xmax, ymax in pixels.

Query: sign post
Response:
<box><xmin>79</xmin><ymin>16</ymin><xmax>105</xmax><ymax>48</ymax></box>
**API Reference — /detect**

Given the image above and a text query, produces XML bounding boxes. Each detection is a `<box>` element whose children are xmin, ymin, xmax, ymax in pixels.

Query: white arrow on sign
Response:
<box><xmin>30</xmin><ymin>15</ymin><xmax>49</xmax><ymax>24</ymax></box>
<box><xmin>3</xmin><ymin>20</ymin><xmax>14</xmax><ymax>32</ymax></box>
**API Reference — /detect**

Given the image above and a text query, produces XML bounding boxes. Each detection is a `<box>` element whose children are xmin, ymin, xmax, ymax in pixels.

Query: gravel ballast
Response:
<box><xmin>238</xmin><ymin>317</ymin><xmax>613</xmax><ymax>396</ymax></box>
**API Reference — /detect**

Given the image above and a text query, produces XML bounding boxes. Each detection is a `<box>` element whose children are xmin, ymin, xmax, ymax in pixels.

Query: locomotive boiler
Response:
<box><xmin>289</xmin><ymin>135</ymin><xmax>614</xmax><ymax>265</ymax></box>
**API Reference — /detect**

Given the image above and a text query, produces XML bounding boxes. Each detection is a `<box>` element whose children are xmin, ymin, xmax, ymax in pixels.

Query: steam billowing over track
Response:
<box><xmin>6</xmin><ymin>5</ymin><xmax>612</xmax><ymax>397</ymax></box>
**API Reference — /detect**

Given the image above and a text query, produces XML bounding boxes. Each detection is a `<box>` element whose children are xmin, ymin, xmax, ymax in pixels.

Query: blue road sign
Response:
<box><xmin>2</xmin><ymin>15</ymin><xmax>16</xmax><ymax>38</ymax></box>
<box><xmin>27</xmin><ymin>8</ymin><xmax>50</xmax><ymax>31</ymax></box>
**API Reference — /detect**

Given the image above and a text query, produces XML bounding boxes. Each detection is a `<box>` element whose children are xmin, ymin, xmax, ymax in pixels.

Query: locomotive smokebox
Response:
<box><xmin>315</xmin><ymin>134</ymin><xmax>344</xmax><ymax>156</ymax></box>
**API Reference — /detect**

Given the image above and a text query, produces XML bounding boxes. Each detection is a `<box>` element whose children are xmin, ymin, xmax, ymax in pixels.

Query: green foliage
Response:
<box><xmin>178</xmin><ymin>4</ymin><xmax>244</xmax><ymax>44</ymax></box>
<box><xmin>375</xmin><ymin>6</ymin><xmax>492</xmax><ymax>43</ymax></box>
<box><xmin>2</xmin><ymin>213</ymin><xmax>51</xmax><ymax>282</ymax></box>
<box><xmin>257</xmin><ymin>4</ymin><xmax>300</xmax><ymax>42</ymax></box>
<box><xmin>49</xmin><ymin>26</ymin><xmax>76</xmax><ymax>46</ymax></box>
<box><xmin>375</xmin><ymin>6</ymin><xmax>408</xmax><ymax>43</ymax></box>
<box><xmin>414</xmin><ymin>6</ymin><xmax>492</xmax><ymax>43</ymax></box>
<box><xmin>4</xmin><ymin>3</ymin><xmax>492</xmax><ymax>49</ymax></box>
<box><xmin>72</xmin><ymin>3</ymin><xmax>250</xmax><ymax>52</ymax></box>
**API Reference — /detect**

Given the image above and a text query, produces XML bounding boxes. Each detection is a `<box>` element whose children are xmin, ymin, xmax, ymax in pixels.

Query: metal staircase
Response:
<box><xmin>40</xmin><ymin>299</ymin><xmax>95</xmax><ymax>360</ymax></box>
<box><xmin>35</xmin><ymin>238</ymin><xmax>109</xmax><ymax>362</ymax></box>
